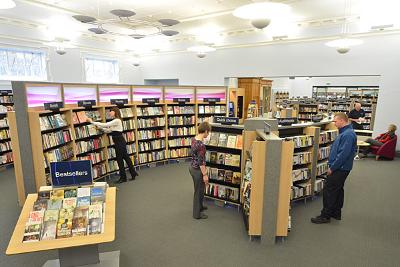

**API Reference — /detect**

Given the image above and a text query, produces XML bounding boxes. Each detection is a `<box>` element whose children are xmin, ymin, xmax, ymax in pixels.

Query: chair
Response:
<box><xmin>370</xmin><ymin>135</ymin><xmax>397</xmax><ymax>160</ymax></box>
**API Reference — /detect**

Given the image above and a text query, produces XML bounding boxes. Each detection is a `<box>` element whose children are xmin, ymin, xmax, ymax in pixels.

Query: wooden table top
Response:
<box><xmin>6</xmin><ymin>187</ymin><xmax>116</xmax><ymax>255</ymax></box>
<box><xmin>357</xmin><ymin>141</ymin><xmax>371</xmax><ymax>146</ymax></box>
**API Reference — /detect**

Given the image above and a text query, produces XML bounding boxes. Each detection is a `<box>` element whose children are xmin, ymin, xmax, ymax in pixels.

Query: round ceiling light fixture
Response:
<box><xmin>88</xmin><ymin>27</ymin><xmax>108</xmax><ymax>34</ymax></box>
<box><xmin>325</xmin><ymin>38</ymin><xmax>363</xmax><ymax>54</ymax></box>
<box><xmin>0</xmin><ymin>0</ymin><xmax>16</xmax><ymax>9</ymax></box>
<box><xmin>233</xmin><ymin>2</ymin><xmax>290</xmax><ymax>29</ymax></box>
<box><xmin>187</xmin><ymin>45</ymin><xmax>216</xmax><ymax>58</ymax></box>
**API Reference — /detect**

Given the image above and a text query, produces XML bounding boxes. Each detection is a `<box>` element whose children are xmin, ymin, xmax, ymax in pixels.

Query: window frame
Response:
<box><xmin>83</xmin><ymin>55</ymin><xmax>120</xmax><ymax>84</ymax></box>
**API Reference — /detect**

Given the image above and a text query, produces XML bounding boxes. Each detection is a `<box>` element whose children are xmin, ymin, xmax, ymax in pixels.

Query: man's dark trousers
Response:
<box><xmin>321</xmin><ymin>170</ymin><xmax>350</xmax><ymax>218</ymax></box>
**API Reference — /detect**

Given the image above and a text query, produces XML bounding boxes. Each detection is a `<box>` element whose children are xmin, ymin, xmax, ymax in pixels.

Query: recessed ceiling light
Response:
<box><xmin>0</xmin><ymin>0</ymin><xmax>16</xmax><ymax>9</ymax></box>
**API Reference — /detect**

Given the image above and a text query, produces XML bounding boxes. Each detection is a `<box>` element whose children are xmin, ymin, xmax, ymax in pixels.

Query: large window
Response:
<box><xmin>84</xmin><ymin>57</ymin><xmax>119</xmax><ymax>83</ymax></box>
<box><xmin>0</xmin><ymin>48</ymin><xmax>47</xmax><ymax>80</ymax></box>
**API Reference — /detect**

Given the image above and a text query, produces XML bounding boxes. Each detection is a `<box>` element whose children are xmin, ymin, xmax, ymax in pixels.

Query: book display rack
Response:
<box><xmin>197</xmin><ymin>100</ymin><xmax>227</xmax><ymax>124</ymax></box>
<box><xmin>0</xmin><ymin>90</ymin><xmax>14</xmax><ymax>167</ymax></box>
<box><xmin>297</xmin><ymin>103</ymin><xmax>318</xmax><ymax>123</ymax></box>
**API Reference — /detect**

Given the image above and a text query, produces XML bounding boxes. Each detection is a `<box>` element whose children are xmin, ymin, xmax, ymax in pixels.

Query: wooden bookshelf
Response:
<box><xmin>0</xmin><ymin>90</ymin><xmax>14</xmax><ymax>167</ymax></box>
<box><xmin>196</xmin><ymin>101</ymin><xmax>227</xmax><ymax>125</ymax></box>
<box><xmin>297</xmin><ymin>103</ymin><xmax>318</xmax><ymax>123</ymax></box>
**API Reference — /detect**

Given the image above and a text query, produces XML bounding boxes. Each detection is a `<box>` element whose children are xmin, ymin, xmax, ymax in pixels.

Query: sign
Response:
<box><xmin>78</xmin><ymin>100</ymin><xmax>96</xmax><ymax>109</ymax></box>
<box><xmin>44</xmin><ymin>101</ymin><xmax>64</xmax><ymax>111</ymax></box>
<box><xmin>0</xmin><ymin>90</ymin><xmax>12</xmax><ymax>95</ymax></box>
<box><xmin>110</xmin><ymin>98</ymin><xmax>128</xmax><ymax>106</ymax></box>
<box><xmin>173</xmin><ymin>98</ymin><xmax>190</xmax><ymax>104</ymax></box>
<box><xmin>214</xmin><ymin>116</ymin><xmax>239</xmax><ymax>125</ymax></box>
<box><xmin>204</xmin><ymin>98</ymin><xmax>220</xmax><ymax>103</ymax></box>
<box><xmin>50</xmin><ymin>160</ymin><xmax>93</xmax><ymax>187</ymax></box>
<box><xmin>142</xmin><ymin>98</ymin><xmax>159</xmax><ymax>105</ymax></box>
<box><xmin>278</xmin><ymin>118</ymin><xmax>298</xmax><ymax>126</ymax></box>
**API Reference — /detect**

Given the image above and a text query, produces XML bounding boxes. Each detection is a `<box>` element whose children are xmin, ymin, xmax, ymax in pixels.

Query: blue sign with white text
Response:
<box><xmin>50</xmin><ymin>160</ymin><xmax>93</xmax><ymax>187</ymax></box>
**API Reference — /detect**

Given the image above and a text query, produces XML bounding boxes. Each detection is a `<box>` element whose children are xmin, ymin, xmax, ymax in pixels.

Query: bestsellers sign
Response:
<box><xmin>50</xmin><ymin>160</ymin><xmax>93</xmax><ymax>187</ymax></box>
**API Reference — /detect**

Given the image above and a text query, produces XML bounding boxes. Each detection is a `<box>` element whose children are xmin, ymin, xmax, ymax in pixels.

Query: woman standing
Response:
<box><xmin>87</xmin><ymin>107</ymin><xmax>138</xmax><ymax>183</ymax></box>
<box><xmin>189</xmin><ymin>122</ymin><xmax>211</xmax><ymax>219</ymax></box>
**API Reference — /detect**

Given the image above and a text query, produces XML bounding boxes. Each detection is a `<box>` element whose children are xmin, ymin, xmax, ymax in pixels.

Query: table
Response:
<box><xmin>355</xmin><ymin>141</ymin><xmax>370</xmax><ymax>160</ymax></box>
<box><xmin>6</xmin><ymin>187</ymin><xmax>118</xmax><ymax>267</ymax></box>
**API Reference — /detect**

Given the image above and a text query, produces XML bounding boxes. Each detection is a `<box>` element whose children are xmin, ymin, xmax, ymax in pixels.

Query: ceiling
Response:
<box><xmin>0</xmin><ymin>0</ymin><xmax>399</xmax><ymax>56</ymax></box>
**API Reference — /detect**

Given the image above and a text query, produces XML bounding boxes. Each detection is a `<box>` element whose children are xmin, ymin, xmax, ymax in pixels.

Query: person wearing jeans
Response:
<box><xmin>311</xmin><ymin>112</ymin><xmax>356</xmax><ymax>224</ymax></box>
<box><xmin>362</xmin><ymin>124</ymin><xmax>397</xmax><ymax>155</ymax></box>
<box><xmin>189</xmin><ymin>122</ymin><xmax>211</xmax><ymax>220</ymax></box>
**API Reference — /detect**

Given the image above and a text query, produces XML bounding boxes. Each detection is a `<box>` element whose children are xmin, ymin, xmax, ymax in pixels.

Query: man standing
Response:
<box><xmin>348</xmin><ymin>102</ymin><xmax>366</xmax><ymax>130</ymax></box>
<box><xmin>311</xmin><ymin>113</ymin><xmax>356</xmax><ymax>224</ymax></box>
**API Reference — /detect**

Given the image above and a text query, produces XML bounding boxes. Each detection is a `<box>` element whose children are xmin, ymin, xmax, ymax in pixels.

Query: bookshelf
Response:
<box><xmin>135</xmin><ymin>104</ymin><xmax>167</xmax><ymax>165</ymax></box>
<box><xmin>166</xmin><ymin>102</ymin><xmax>196</xmax><ymax>159</ymax></box>
<box><xmin>196</xmin><ymin>100</ymin><xmax>227</xmax><ymax>125</ymax></box>
<box><xmin>298</xmin><ymin>103</ymin><xmax>318</xmax><ymax>123</ymax></box>
<box><xmin>349</xmin><ymin>101</ymin><xmax>377</xmax><ymax>130</ymax></box>
<box><xmin>0</xmin><ymin>90</ymin><xmax>14</xmax><ymax>167</ymax></box>
<box><xmin>204</xmin><ymin>124</ymin><xmax>244</xmax><ymax>205</ymax></box>
<box><xmin>330</xmin><ymin>100</ymin><xmax>352</xmax><ymax>113</ymax></box>
<box><xmin>274</xmin><ymin>91</ymin><xmax>289</xmax><ymax>106</ymax></box>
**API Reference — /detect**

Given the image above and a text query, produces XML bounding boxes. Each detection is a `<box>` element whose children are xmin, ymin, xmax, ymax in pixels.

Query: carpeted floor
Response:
<box><xmin>1</xmin><ymin>157</ymin><xmax>399</xmax><ymax>267</ymax></box>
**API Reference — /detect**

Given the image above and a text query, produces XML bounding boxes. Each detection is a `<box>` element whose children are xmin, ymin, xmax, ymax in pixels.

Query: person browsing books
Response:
<box><xmin>189</xmin><ymin>122</ymin><xmax>211</xmax><ymax>220</ymax></box>
<box><xmin>311</xmin><ymin>112</ymin><xmax>356</xmax><ymax>224</ymax></box>
<box><xmin>87</xmin><ymin>107</ymin><xmax>138</xmax><ymax>183</ymax></box>
<box><xmin>348</xmin><ymin>102</ymin><xmax>366</xmax><ymax>130</ymax></box>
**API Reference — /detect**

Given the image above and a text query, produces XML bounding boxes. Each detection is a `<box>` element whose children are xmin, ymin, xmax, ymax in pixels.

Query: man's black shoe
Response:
<box><xmin>332</xmin><ymin>214</ymin><xmax>341</xmax><ymax>220</ymax></box>
<box><xmin>194</xmin><ymin>214</ymin><xmax>208</xmax><ymax>220</ymax></box>
<box><xmin>200</xmin><ymin>206</ymin><xmax>208</xmax><ymax>211</ymax></box>
<box><xmin>311</xmin><ymin>215</ymin><xmax>331</xmax><ymax>224</ymax></box>
<box><xmin>116</xmin><ymin>179</ymin><xmax>127</xmax><ymax>184</ymax></box>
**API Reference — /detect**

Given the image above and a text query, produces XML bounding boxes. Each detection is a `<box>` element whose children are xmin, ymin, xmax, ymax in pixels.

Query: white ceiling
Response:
<box><xmin>0</xmin><ymin>0</ymin><xmax>399</xmax><ymax>56</ymax></box>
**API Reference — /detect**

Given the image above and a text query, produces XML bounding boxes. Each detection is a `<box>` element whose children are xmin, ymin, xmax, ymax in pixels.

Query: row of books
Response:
<box><xmin>39</xmin><ymin>114</ymin><xmax>68</xmax><ymax>131</ymax></box>
<box><xmin>108</xmin><ymin>160</ymin><xmax>119</xmax><ymax>172</ymax></box>
<box><xmin>126</xmin><ymin>143</ymin><xmax>137</xmax><ymax>154</ymax></box>
<box><xmin>73</xmin><ymin>110</ymin><xmax>101</xmax><ymax>124</ymax></box>
<box><xmin>120</xmin><ymin>108</ymin><xmax>134</xmax><ymax>118</ymax></box>
<box><xmin>298</xmin><ymin>114</ymin><xmax>313</xmax><ymax>120</ymax></box>
<box><xmin>0</xmin><ymin>151</ymin><xmax>12</xmax><ymax>164</ymax></box>
<box><xmin>291</xmin><ymin>182</ymin><xmax>312</xmax><ymax>200</ymax></box>
<box><xmin>0</xmin><ymin>104</ymin><xmax>13</xmax><ymax>114</ymax></box>
<box><xmin>198</xmin><ymin>105</ymin><xmax>226</xmax><ymax>114</ymax></box>
<box><xmin>0</xmin><ymin>140</ymin><xmax>11</xmax><ymax>152</ymax></box>
<box><xmin>205</xmin><ymin>183</ymin><xmax>239</xmax><ymax>202</ymax></box>
<box><xmin>205</xmin><ymin>151</ymin><xmax>241</xmax><ymax>167</ymax></box>
<box><xmin>292</xmin><ymin>167</ymin><xmax>310</xmax><ymax>182</ymax></box>
<box><xmin>319</xmin><ymin>130</ymin><xmax>339</xmax><ymax>144</ymax></box>
<box><xmin>207</xmin><ymin>132</ymin><xmax>243</xmax><ymax>149</ymax></box>
<box><xmin>136</xmin><ymin>106</ymin><xmax>164</xmax><ymax>117</ymax></box>
<box><xmin>362</xmin><ymin>125</ymin><xmax>371</xmax><ymax>130</ymax></box>
<box><xmin>197</xmin><ymin>116</ymin><xmax>214</xmax><ymax>124</ymax></box>
<box><xmin>108</xmin><ymin>147</ymin><xmax>116</xmax><ymax>158</ymax></box>
<box><xmin>0</xmin><ymin>95</ymin><xmax>13</xmax><ymax>103</ymax></box>
<box><xmin>286</xmin><ymin>135</ymin><xmax>314</xmax><ymax>148</ymax></box>
<box><xmin>206</xmin><ymin>167</ymin><xmax>241</xmax><ymax>185</ymax></box>
<box><xmin>137</xmin><ymin>117</ymin><xmax>165</xmax><ymax>129</ymax></box>
<box><xmin>0</xmin><ymin>129</ymin><xmax>10</xmax><ymax>140</ymax></box>
<box><xmin>167</xmin><ymin>106</ymin><xmax>195</xmax><ymax>115</ymax></box>
<box><xmin>168</xmin><ymin>137</ymin><xmax>191</xmax><ymax>148</ymax></box>
<box><xmin>169</xmin><ymin>148</ymin><xmax>189</xmax><ymax>158</ymax></box>
<box><xmin>122</xmin><ymin>119</ymin><xmax>136</xmax><ymax>130</ymax></box>
<box><xmin>0</xmin><ymin>118</ymin><xmax>8</xmax><ymax>128</ymax></box>
<box><xmin>168</xmin><ymin>127</ymin><xmax>195</xmax><ymax>137</ymax></box>
<box><xmin>317</xmin><ymin>161</ymin><xmax>329</xmax><ymax>176</ymax></box>
<box><xmin>318</xmin><ymin>104</ymin><xmax>329</xmax><ymax>110</ymax></box>
<box><xmin>138</xmin><ymin>151</ymin><xmax>166</xmax><ymax>164</ymax></box>
<box><xmin>138</xmin><ymin>139</ymin><xmax>165</xmax><ymax>152</ymax></box>
<box><xmin>331</xmin><ymin>105</ymin><xmax>350</xmax><ymax>110</ymax></box>
<box><xmin>42</xmin><ymin>129</ymin><xmax>72</xmax><ymax>150</ymax></box>
<box><xmin>75</xmin><ymin>125</ymin><xmax>101</xmax><ymax>140</ymax></box>
<box><xmin>23</xmin><ymin>186</ymin><xmax>106</xmax><ymax>242</ymax></box>
<box><xmin>293</xmin><ymin>152</ymin><xmax>312</xmax><ymax>166</ymax></box>
<box><xmin>315</xmin><ymin>178</ymin><xmax>325</xmax><ymax>193</ymax></box>
<box><xmin>76</xmin><ymin>138</ymin><xmax>103</xmax><ymax>155</ymax></box>
<box><xmin>93</xmin><ymin>163</ymin><xmax>107</xmax><ymax>179</ymax></box>
<box><xmin>168</xmin><ymin>116</ymin><xmax>195</xmax><ymax>126</ymax></box>
<box><xmin>318</xmin><ymin>146</ymin><xmax>331</xmax><ymax>160</ymax></box>
<box><xmin>137</xmin><ymin>129</ymin><xmax>165</xmax><ymax>140</ymax></box>
<box><xmin>44</xmin><ymin>144</ymin><xmax>74</xmax><ymax>167</ymax></box>
<box><xmin>242</xmin><ymin>159</ymin><xmax>253</xmax><ymax>217</ymax></box>
<box><xmin>77</xmin><ymin>150</ymin><xmax>106</xmax><ymax>165</ymax></box>
<box><xmin>299</xmin><ymin>107</ymin><xmax>318</xmax><ymax>112</ymax></box>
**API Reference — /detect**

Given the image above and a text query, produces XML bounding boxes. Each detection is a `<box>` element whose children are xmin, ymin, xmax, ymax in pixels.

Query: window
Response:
<box><xmin>0</xmin><ymin>48</ymin><xmax>47</xmax><ymax>81</ymax></box>
<box><xmin>84</xmin><ymin>57</ymin><xmax>119</xmax><ymax>83</ymax></box>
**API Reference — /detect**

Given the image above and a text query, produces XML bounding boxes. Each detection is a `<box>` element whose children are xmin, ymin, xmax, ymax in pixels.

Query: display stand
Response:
<box><xmin>6</xmin><ymin>187</ymin><xmax>117</xmax><ymax>267</ymax></box>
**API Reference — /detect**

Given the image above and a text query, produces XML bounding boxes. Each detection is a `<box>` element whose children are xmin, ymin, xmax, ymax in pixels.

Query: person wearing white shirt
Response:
<box><xmin>87</xmin><ymin>107</ymin><xmax>138</xmax><ymax>183</ymax></box>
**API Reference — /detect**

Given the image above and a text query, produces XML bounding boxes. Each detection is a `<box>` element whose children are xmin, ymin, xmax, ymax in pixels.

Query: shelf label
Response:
<box><xmin>44</xmin><ymin>101</ymin><xmax>64</xmax><ymax>111</ymax></box>
<box><xmin>110</xmin><ymin>99</ymin><xmax>128</xmax><ymax>106</ymax></box>
<box><xmin>50</xmin><ymin>160</ymin><xmax>93</xmax><ymax>187</ymax></box>
<box><xmin>0</xmin><ymin>90</ymin><xmax>12</xmax><ymax>95</ymax></box>
<box><xmin>142</xmin><ymin>98</ymin><xmax>159</xmax><ymax>105</ymax></box>
<box><xmin>278</xmin><ymin>118</ymin><xmax>298</xmax><ymax>126</ymax></box>
<box><xmin>78</xmin><ymin>100</ymin><xmax>96</xmax><ymax>108</ymax></box>
<box><xmin>204</xmin><ymin>98</ymin><xmax>220</xmax><ymax>103</ymax></box>
<box><xmin>214</xmin><ymin>116</ymin><xmax>239</xmax><ymax>125</ymax></box>
<box><xmin>173</xmin><ymin>98</ymin><xmax>190</xmax><ymax>104</ymax></box>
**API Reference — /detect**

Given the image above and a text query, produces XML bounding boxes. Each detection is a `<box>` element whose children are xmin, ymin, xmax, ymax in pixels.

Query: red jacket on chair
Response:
<box><xmin>370</xmin><ymin>135</ymin><xmax>397</xmax><ymax>160</ymax></box>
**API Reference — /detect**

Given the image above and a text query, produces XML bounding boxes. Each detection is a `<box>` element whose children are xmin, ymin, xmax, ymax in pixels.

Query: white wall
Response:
<box><xmin>140</xmin><ymin>34</ymin><xmax>400</xmax><ymax>148</ymax></box>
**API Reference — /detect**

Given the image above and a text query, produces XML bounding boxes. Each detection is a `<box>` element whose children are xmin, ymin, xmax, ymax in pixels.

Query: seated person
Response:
<box><xmin>363</xmin><ymin>124</ymin><xmax>397</xmax><ymax>155</ymax></box>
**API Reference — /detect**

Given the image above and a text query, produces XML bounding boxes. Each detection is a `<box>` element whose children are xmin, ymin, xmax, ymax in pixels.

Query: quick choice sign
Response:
<box><xmin>50</xmin><ymin>160</ymin><xmax>93</xmax><ymax>187</ymax></box>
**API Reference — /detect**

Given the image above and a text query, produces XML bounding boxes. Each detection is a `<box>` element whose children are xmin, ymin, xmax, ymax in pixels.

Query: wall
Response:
<box><xmin>140</xmin><ymin>34</ymin><xmax>400</xmax><ymax>148</ymax></box>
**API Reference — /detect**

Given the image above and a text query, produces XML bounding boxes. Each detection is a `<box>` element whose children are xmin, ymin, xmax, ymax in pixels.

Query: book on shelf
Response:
<box><xmin>28</xmin><ymin>210</ymin><xmax>44</xmax><ymax>224</ymax></box>
<box><xmin>64</xmin><ymin>188</ymin><xmax>77</xmax><ymax>198</ymax></box>
<box><xmin>91</xmin><ymin>187</ymin><xmax>106</xmax><ymax>205</ymax></box>
<box><xmin>47</xmin><ymin>199</ymin><xmax>63</xmax><ymax>210</ymax></box>
<box><xmin>236</xmin><ymin>135</ymin><xmax>243</xmax><ymax>149</ymax></box>
<box><xmin>51</xmin><ymin>189</ymin><xmax>64</xmax><ymax>200</ymax></box>
<box><xmin>224</xmin><ymin>170</ymin><xmax>233</xmax><ymax>183</ymax></box>
<box><xmin>44</xmin><ymin>210</ymin><xmax>59</xmax><ymax>221</ymax></box>
<box><xmin>208</xmin><ymin>132</ymin><xmax>219</xmax><ymax>146</ymax></box>
<box><xmin>199</xmin><ymin>106</ymin><xmax>205</xmax><ymax>114</ymax></box>
<box><xmin>76</xmin><ymin>111</ymin><xmax>88</xmax><ymax>123</ymax></box>
<box><xmin>226</xmin><ymin>135</ymin><xmax>237</xmax><ymax>148</ymax></box>
<box><xmin>232</xmin><ymin>172</ymin><xmax>241</xmax><ymax>185</ymax></box>
<box><xmin>22</xmin><ymin>222</ymin><xmax>41</xmax><ymax>243</ymax></box>
<box><xmin>41</xmin><ymin>220</ymin><xmax>57</xmax><ymax>240</ymax></box>
<box><xmin>217</xmin><ymin>169</ymin><xmax>225</xmax><ymax>181</ymax></box>
<box><xmin>77</xmin><ymin>196</ymin><xmax>91</xmax><ymax>207</ymax></box>
<box><xmin>58</xmin><ymin>208</ymin><xmax>74</xmax><ymax>222</ymax></box>
<box><xmin>33</xmin><ymin>199</ymin><xmax>48</xmax><ymax>211</ymax></box>
<box><xmin>63</xmin><ymin>197</ymin><xmax>77</xmax><ymax>209</ymax></box>
<box><xmin>218</xmin><ymin>133</ymin><xmax>228</xmax><ymax>147</ymax></box>
<box><xmin>57</xmin><ymin>218</ymin><xmax>73</xmax><ymax>238</ymax></box>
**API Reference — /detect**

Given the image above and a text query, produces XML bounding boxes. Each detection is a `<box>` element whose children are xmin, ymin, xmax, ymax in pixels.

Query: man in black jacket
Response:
<box><xmin>311</xmin><ymin>113</ymin><xmax>357</xmax><ymax>224</ymax></box>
